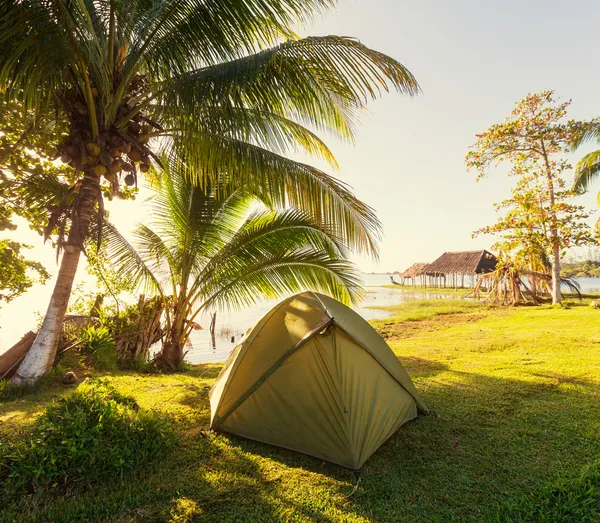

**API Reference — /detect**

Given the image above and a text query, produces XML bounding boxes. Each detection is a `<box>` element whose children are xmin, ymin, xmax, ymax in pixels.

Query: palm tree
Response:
<box><xmin>104</xmin><ymin>163</ymin><xmax>362</xmax><ymax>369</ymax></box>
<box><xmin>1</xmin><ymin>1</ymin><xmax>419</xmax><ymax>384</ymax></box>
<box><xmin>573</xmin><ymin>125</ymin><xmax>600</xmax><ymax>227</ymax></box>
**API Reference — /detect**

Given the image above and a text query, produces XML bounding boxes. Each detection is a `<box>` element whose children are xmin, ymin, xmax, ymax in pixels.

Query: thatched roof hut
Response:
<box><xmin>426</xmin><ymin>250</ymin><xmax>497</xmax><ymax>276</ymax></box>
<box><xmin>399</xmin><ymin>262</ymin><xmax>429</xmax><ymax>278</ymax></box>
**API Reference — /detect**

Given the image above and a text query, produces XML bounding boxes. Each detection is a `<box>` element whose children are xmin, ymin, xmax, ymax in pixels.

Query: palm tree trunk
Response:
<box><xmin>158</xmin><ymin>338</ymin><xmax>185</xmax><ymax>370</ymax></box>
<box><xmin>11</xmin><ymin>174</ymin><xmax>100</xmax><ymax>386</ymax></box>
<box><xmin>155</xmin><ymin>298</ymin><xmax>188</xmax><ymax>370</ymax></box>
<box><xmin>11</xmin><ymin>246</ymin><xmax>81</xmax><ymax>385</ymax></box>
<box><xmin>158</xmin><ymin>324</ymin><xmax>186</xmax><ymax>370</ymax></box>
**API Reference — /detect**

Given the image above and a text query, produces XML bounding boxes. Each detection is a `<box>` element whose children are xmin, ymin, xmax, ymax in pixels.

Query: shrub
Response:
<box><xmin>80</xmin><ymin>325</ymin><xmax>117</xmax><ymax>371</ymax></box>
<box><xmin>0</xmin><ymin>379</ymin><xmax>175</xmax><ymax>495</ymax></box>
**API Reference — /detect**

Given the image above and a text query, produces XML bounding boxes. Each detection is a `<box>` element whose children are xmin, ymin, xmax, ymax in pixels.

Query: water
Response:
<box><xmin>183</xmin><ymin>274</ymin><xmax>600</xmax><ymax>364</ymax></box>
<box><xmin>186</xmin><ymin>274</ymin><xmax>401</xmax><ymax>364</ymax></box>
<box><xmin>575</xmin><ymin>277</ymin><xmax>600</xmax><ymax>294</ymax></box>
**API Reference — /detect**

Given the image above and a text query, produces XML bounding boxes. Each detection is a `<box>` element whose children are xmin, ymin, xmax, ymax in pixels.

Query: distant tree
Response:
<box><xmin>0</xmin><ymin>239</ymin><xmax>49</xmax><ymax>307</ymax></box>
<box><xmin>473</xmin><ymin>175</ymin><xmax>594</xmax><ymax>297</ymax></box>
<box><xmin>466</xmin><ymin>91</ymin><xmax>597</xmax><ymax>305</ymax></box>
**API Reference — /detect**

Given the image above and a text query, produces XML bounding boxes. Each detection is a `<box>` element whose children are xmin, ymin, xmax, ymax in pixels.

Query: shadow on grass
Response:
<box><xmin>3</xmin><ymin>360</ymin><xmax>600</xmax><ymax>522</ymax></box>
<box><xmin>400</xmin><ymin>356</ymin><xmax>449</xmax><ymax>378</ymax></box>
<box><xmin>181</xmin><ymin>364</ymin><xmax>222</xmax><ymax>381</ymax></box>
<box><xmin>189</xmin><ymin>365</ymin><xmax>600</xmax><ymax>522</ymax></box>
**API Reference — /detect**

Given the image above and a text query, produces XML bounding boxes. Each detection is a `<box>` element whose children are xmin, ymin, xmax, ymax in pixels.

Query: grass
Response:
<box><xmin>381</xmin><ymin>284</ymin><xmax>475</xmax><ymax>296</ymax></box>
<box><xmin>1</xmin><ymin>300</ymin><xmax>600</xmax><ymax>521</ymax></box>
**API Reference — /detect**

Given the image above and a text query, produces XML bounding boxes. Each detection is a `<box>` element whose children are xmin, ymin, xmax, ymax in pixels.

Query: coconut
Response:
<box><xmin>86</xmin><ymin>143</ymin><xmax>101</xmax><ymax>156</ymax></box>
<box><xmin>60</xmin><ymin>154</ymin><xmax>72</xmax><ymax>164</ymax></box>
<box><xmin>124</xmin><ymin>173</ymin><xmax>135</xmax><ymax>186</ymax></box>
<box><xmin>93</xmin><ymin>164</ymin><xmax>108</xmax><ymax>176</ymax></box>
<box><xmin>74</xmin><ymin>103</ymin><xmax>88</xmax><ymax>117</ymax></box>
<box><xmin>139</xmin><ymin>163</ymin><xmax>150</xmax><ymax>173</ymax></box>
<box><xmin>111</xmin><ymin>159</ymin><xmax>124</xmax><ymax>173</ymax></box>
<box><xmin>128</xmin><ymin>120</ymin><xmax>141</xmax><ymax>134</ymax></box>
<box><xmin>128</xmin><ymin>149</ymin><xmax>142</xmax><ymax>162</ymax></box>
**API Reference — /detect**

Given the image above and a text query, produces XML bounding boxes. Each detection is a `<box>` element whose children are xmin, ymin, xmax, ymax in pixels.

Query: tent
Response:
<box><xmin>209</xmin><ymin>292</ymin><xmax>428</xmax><ymax>470</ymax></box>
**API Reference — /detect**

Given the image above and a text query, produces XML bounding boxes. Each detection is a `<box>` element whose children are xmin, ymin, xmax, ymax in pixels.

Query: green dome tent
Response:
<box><xmin>209</xmin><ymin>292</ymin><xmax>428</xmax><ymax>470</ymax></box>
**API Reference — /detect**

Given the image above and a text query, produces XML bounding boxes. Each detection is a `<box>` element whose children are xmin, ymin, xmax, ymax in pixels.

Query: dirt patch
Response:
<box><xmin>375</xmin><ymin>313</ymin><xmax>485</xmax><ymax>341</ymax></box>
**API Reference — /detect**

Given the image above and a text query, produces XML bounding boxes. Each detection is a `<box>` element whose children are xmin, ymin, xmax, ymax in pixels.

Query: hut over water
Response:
<box><xmin>395</xmin><ymin>262</ymin><xmax>429</xmax><ymax>287</ymax></box>
<box><xmin>426</xmin><ymin>250</ymin><xmax>497</xmax><ymax>288</ymax></box>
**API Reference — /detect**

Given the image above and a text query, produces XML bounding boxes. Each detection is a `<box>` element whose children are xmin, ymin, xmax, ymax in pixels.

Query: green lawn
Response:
<box><xmin>1</xmin><ymin>300</ymin><xmax>600</xmax><ymax>521</ymax></box>
<box><xmin>381</xmin><ymin>284</ymin><xmax>475</xmax><ymax>297</ymax></box>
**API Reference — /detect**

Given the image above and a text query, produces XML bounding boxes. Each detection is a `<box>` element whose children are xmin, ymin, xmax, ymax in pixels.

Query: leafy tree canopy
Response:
<box><xmin>0</xmin><ymin>239</ymin><xmax>49</xmax><ymax>306</ymax></box>
<box><xmin>466</xmin><ymin>91</ymin><xmax>599</xmax><ymax>303</ymax></box>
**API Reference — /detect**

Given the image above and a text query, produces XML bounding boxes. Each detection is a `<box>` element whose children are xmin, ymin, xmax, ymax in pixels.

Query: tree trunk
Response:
<box><xmin>551</xmin><ymin>244</ymin><xmax>562</xmax><ymax>305</ymax></box>
<box><xmin>11</xmin><ymin>174</ymin><xmax>100</xmax><ymax>386</ymax></box>
<box><xmin>111</xmin><ymin>295</ymin><xmax>164</xmax><ymax>363</ymax></box>
<box><xmin>10</xmin><ymin>246</ymin><xmax>81</xmax><ymax>385</ymax></box>
<box><xmin>157</xmin><ymin>326</ymin><xmax>186</xmax><ymax>370</ymax></box>
<box><xmin>540</xmin><ymin>141</ymin><xmax>562</xmax><ymax>305</ymax></box>
<box><xmin>0</xmin><ymin>331</ymin><xmax>36</xmax><ymax>380</ymax></box>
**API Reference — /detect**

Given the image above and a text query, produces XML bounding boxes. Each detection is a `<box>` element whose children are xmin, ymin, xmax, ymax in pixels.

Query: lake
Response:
<box><xmin>184</xmin><ymin>275</ymin><xmax>600</xmax><ymax>364</ymax></box>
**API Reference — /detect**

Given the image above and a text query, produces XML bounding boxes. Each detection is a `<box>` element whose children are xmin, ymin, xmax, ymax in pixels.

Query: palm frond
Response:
<box><xmin>162</xmin><ymin>134</ymin><xmax>381</xmax><ymax>256</ymax></box>
<box><xmin>571</xmin><ymin>123</ymin><xmax>600</xmax><ymax>150</ymax></box>
<box><xmin>0</xmin><ymin>1</ymin><xmax>109</xmax><ymax>113</ymax></box>
<box><xmin>154</xmin><ymin>105</ymin><xmax>339</xmax><ymax>167</ymax></box>
<box><xmin>573</xmin><ymin>150</ymin><xmax>600</xmax><ymax>192</ymax></box>
<box><xmin>195</xmin><ymin>207</ymin><xmax>350</xmax><ymax>298</ymax></box>
<box><xmin>101</xmin><ymin>219</ymin><xmax>163</xmax><ymax>295</ymax></box>
<box><xmin>161</xmin><ymin>36</ymin><xmax>419</xmax><ymax>141</ymax></box>
<box><xmin>124</xmin><ymin>0</ymin><xmax>337</xmax><ymax>76</ymax></box>
<box><xmin>199</xmin><ymin>249</ymin><xmax>363</xmax><ymax>314</ymax></box>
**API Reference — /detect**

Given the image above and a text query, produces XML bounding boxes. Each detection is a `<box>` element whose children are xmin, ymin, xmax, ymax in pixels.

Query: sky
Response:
<box><xmin>2</xmin><ymin>0</ymin><xmax>600</xmax><ymax>347</ymax></box>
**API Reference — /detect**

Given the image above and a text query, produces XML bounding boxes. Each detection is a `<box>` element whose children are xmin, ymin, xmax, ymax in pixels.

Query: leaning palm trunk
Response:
<box><xmin>11</xmin><ymin>176</ymin><xmax>100</xmax><ymax>385</ymax></box>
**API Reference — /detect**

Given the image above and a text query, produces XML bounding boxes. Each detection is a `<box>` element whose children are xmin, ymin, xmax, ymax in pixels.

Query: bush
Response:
<box><xmin>80</xmin><ymin>326</ymin><xmax>117</xmax><ymax>371</ymax></box>
<box><xmin>0</xmin><ymin>379</ymin><xmax>175</xmax><ymax>495</ymax></box>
